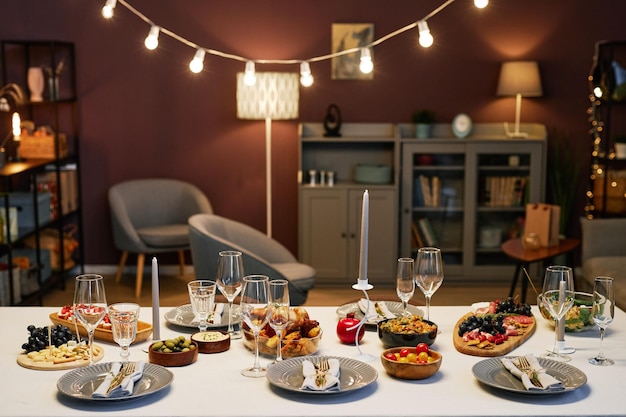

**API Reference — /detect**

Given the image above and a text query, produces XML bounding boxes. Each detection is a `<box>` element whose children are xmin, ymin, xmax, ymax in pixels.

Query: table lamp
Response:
<box><xmin>497</xmin><ymin>61</ymin><xmax>542</xmax><ymax>138</ymax></box>
<box><xmin>237</xmin><ymin>72</ymin><xmax>299</xmax><ymax>237</ymax></box>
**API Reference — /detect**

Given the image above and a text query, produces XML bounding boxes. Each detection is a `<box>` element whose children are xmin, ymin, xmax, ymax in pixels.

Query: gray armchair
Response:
<box><xmin>188</xmin><ymin>213</ymin><xmax>316</xmax><ymax>306</ymax></box>
<box><xmin>109</xmin><ymin>179</ymin><xmax>213</xmax><ymax>298</ymax></box>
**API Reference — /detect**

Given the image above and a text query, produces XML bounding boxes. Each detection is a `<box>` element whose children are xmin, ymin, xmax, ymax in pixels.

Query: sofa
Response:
<box><xmin>579</xmin><ymin>217</ymin><xmax>626</xmax><ymax>310</ymax></box>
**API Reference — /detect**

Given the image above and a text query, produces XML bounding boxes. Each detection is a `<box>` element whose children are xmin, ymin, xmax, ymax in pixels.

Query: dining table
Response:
<box><xmin>2</xmin><ymin>303</ymin><xmax>625</xmax><ymax>417</ymax></box>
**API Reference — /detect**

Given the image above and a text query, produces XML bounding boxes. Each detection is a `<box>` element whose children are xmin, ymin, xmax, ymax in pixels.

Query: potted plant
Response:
<box><xmin>614</xmin><ymin>135</ymin><xmax>626</xmax><ymax>159</ymax></box>
<box><xmin>412</xmin><ymin>109</ymin><xmax>436</xmax><ymax>139</ymax></box>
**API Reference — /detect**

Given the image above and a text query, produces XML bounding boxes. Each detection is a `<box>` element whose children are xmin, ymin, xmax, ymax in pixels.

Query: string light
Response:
<box><xmin>243</xmin><ymin>61</ymin><xmax>256</xmax><ymax>86</ymax></box>
<box><xmin>102</xmin><ymin>0</ymin><xmax>117</xmax><ymax>19</ymax></box>
<box><xmin>474</xmin><ymin>0</ymin><xmax>489</xmax><ymax>8</ymax></box>
<box><xmin>105</xmin><ymin>0</ymin><xmax>472</xmax><ymax>75</ymax></box>
<box><xmin>144</xmin><ymin>25</ymin><xmax>160</xmax><ymax>50</ymax></box>
<box><xmin>359</xmin><ymin>48</ymin><xmax>374</xmax><ymax>74</ymax></box>
<box><xmin>189</xmin><ymin>49</ymin><xmax>205</xmax><ymax>73</ymax></box>
<box><xmin>417</xmin><ymin>20</ymin><xmax>434</xmax><ymax>48</ymax></box>
<box><xmin>300</xmin><ymin>62</ymin><xmax>314</xmax><ymax>87</ymax></box>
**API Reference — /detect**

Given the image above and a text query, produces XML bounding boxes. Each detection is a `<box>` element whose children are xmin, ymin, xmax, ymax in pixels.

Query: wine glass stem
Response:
<box><xmin>597</xmin><ymin>327</ymin><xmax>606</xmax><ymax>360</ymax></box>
<box><xmin>253</xmin><ymin>332</ymin><xmax>261</xmax><ymax>371</ymax></box>
<box><xmin>425</xmin><ymin>295</ymin><xmax>431</xmax><ymax>321</ymax></box>
<box><xmin>227</xmin><ymin>301</ymin><xmax>234</xmax><ymax>333</ymax></box>
<box><xmin>402</xmin><ymin>301</ymin><xmax>408</xmax><ymax>317</ymax></box>
<box><xmin>552</xmin><ymin>318</ymin><xmax>560</xmax><ymax>353</ymax></box>
<box><xmin>121</xmin><ymin>346</ymin><xmax>130</xmax><ymax>361</ymax></box>
<box><xmin>88</xmin><ymin>330</ymin><xmax>94</xmax><ymax>365</ymax></box>
<box><xmin>276</xmin><ymin>331</ymin><xmax>283</xmax><ymax>362</ymax></box>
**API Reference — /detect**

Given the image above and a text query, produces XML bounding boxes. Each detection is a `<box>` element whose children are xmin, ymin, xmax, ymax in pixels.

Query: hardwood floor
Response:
<box><xmin>41</xmin><ymin>272</ymin><xmax>525</xmax><ymax>308</ymax></box>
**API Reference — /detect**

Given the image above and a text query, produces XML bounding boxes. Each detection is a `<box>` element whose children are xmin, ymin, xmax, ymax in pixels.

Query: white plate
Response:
<box><xmin>164</xmin><ymin>304</ymin><xmax>240</xmax><ymax>329</ymax></box>
<box><xmin>472</xmin><ymin>356</ymin><xmax>587</xmax><ymax>395</ymax></box>
<box><xmin>266</xmin><ymin>356</ymin><xmax>377</xmax><ymax>395</ymax></box>
<box><xmin>57</xmin><ymin>362</ymin><xmax>174</xmax><ymax>401</ymax></box>
<box><xmin>336</xmin><ymin>301</ymin><xmax>423</xmax><ymax>327</ymax></box>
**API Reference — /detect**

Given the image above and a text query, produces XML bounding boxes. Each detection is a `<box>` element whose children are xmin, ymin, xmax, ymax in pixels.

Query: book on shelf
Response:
<box><xmin>416</xmin><ymin>175</ymin><xmax>441</xmax><ymax>208</ymax></box>
<box><xmin>483</xmin><ymin>176</ymin><xmax>527</xmax><ymax>207</ymax></box>
<box><xmin>411</xmin><ymin>221</ymin><xmax>425</xmax><ymax>248</ymax></box>
<box><xmin>36</xmin><ymin>169</ymin><xmax>79</xmax><ymax>217</ymax></box>
<box><xmin>417</xmin><ymin>217</ymin><xmax>439</xmax><ymax>246</ymax></box>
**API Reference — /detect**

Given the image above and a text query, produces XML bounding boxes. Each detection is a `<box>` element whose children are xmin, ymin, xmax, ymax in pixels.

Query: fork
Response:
<box><xmin>314</xmin><ymin>357</ymin><xmax>330</xmax><ymax>387</ymax></box>
<box><xmin>515</xmin><ymin>356</ymin><xmax>542</xmax><ymax>388</ymax></box>
<box><xmin>106</xmin><ymin>362</ymin><xmax>136</xmax><ymax>395</ymax></box>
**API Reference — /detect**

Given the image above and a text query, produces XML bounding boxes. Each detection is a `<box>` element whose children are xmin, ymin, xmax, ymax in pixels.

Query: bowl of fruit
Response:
<box><xmin>538</xmin><ymin>291</ymin><xmax>595</xmax><ymax>332</ymax></box>
<box><xmin>380</xmin><ymin>344</ymin><xmax>442</xmax><ymax>380</ymax></box>
<box><xmin>377</xmin><ymin>315</ymin><xmax>438</xmax><ymax>348</ymax></box>
<box><xmin>148</xmin><ymin>336</ymin><xmax>198</xmax><ymax>367</ymax></box>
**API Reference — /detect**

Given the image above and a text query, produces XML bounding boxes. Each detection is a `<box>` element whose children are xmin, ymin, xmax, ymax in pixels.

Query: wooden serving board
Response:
<box><xmin>49</xmin><ymin>313</ymin><xmax>153</xmax><ymax>344</ymax></box>
<box><xmin>452</xmin><ymin>313</ymin><xmax>536</xmax><ymax>357</ymax></box>
<box><xmin>17</xmin><ymin>344</ymin><xmax>104</xmax><ymax>370</ymax></box>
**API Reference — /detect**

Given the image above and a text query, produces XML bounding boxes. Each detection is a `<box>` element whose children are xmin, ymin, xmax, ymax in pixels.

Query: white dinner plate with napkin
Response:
<box><xmin>357</xmin><ymin>299</ymin><xmax>396</xmax><ymax>323</ymax></box>
<box><xmin>301</xmin><ymin>358</ymin><xmax>341</xmax><ymax>391</ymax></box>
<box><xmin>92</xmin><ymin>361</ymin><xmax>145</xmax><ymax>398</ymax></box>
<box><xmin>500</xmin><ymin>355</ymin><xmax>563</xmax><ymax>391</ymax></box>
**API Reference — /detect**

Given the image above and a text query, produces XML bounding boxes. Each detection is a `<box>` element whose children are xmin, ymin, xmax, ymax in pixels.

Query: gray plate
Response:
<box><xmin>266</xmin><ymin>356</ymin><xmax>377</xmax><ymax>395</ymax></box>
<box><xmin>472</xmin><ymin>356</ymin><xmax>587</xmax><ymax>395</ymax></box>
<box><xmin>164</xmin><ymin>303</ymin><xmax>240</xmax><ymax>329</ymax></box>
<box><xmin>57</xmin><ymin>362</ymin><xmax>174</xmax><ymax>401</ymax></box>
<box><xmin>336</xmin><ymin>301</ymin><xmax>423</xmax><ymax>327</ymax></box>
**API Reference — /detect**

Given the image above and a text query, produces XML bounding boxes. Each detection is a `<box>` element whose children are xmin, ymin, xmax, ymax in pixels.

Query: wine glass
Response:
<box><xmin>216</xmin><ymin>250</ymin><xmax>244</xmax><ymax>339</ymax></box>
<box><xmin>73</xmin><ymin>274</ymin><xmax>108</xmax><ymax>365</ymax></box>
<box><xmin>109</xmin><ymin>303</ymin><xmax>140</xmax><ymax>361</ymax></box>
<box><xmin>414</xmin><ymin>247</ymin><xmax>443</xmax><ymax>321</ymax></box>
<box><xmin>396</xmin><ymin>257</ymin><xmax>415</xmax><ymax>317</ymax></box>
<box><xmin>240</xmin><ymin>275</ymin><xmax>270</xmax><ymax>377</ymax></box>
<box><xmin>268</xmin><ymin>279</ymin><xmax>290</xmax><ymax>363</ymax></box>
<box><xmin>589</xmin><ymin>276</ymin><xmax>615</xmax><ymax>366</ymax></box>
<box><xmin>187</xmin><ymin>280</ymin><xmax>216</xmax><ymax>332</ymax></box>
<box><xmin>540</xmin><ymin>265</ymin><xmax>575</xmax><ymax>362</ymax></box>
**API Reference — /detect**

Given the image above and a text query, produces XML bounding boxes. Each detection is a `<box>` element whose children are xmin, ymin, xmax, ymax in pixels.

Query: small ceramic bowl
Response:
<box><xmin>191</xmin><ymin>331</ymin><xmax>230</xmax><ymax>353</ymax></box>
<box><xmin>380</xmin><ymin>347</ymin><xmax>442</xmax><ymax>380</ymax></box>
<box><xmin>377</xmin><ymin>316</ymin><xmax>438</xmax><ymax>348</ymax></box>
<box><xmin>148</xmin><ymin>340</ymin><xmax>198</xmax><ymax>367</ymax></box>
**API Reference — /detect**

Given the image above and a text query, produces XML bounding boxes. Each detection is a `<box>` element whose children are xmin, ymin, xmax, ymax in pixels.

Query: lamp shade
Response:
<box><xmin>497</xmin><ymin>61</ymin><xmax>542</xmax><ymax>97</ymax></box>
<box><xmin>237</xmin><ymin>72</ymin><xmax>299</xmax><ymax>120</ymax></box>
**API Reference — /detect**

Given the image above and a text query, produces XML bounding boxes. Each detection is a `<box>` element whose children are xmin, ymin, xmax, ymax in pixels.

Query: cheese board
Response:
<box><xmin>17</xmin><ymin>344</ymin><xmax>104</xmax><ymax>370</ymax></box>
<box><xmin>49</xmin><ymin>313</ymin><xmax>153</xmax><ymax>344</ymax></box>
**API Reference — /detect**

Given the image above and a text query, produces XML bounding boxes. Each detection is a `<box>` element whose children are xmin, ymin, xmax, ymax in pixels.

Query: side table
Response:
<box><xmin>500</xmin><ymin>238</ymin><xmax>581</xmax><ymax>303</ymax></box>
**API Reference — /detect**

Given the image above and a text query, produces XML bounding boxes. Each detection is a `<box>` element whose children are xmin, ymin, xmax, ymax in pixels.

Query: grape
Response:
<box><xmin>21</xmin><ymin>324</ymin><xmax>79</xmax><ymax>353</ymax></box>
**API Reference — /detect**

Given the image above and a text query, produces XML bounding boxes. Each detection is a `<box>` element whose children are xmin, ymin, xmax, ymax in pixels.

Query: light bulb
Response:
<box><xmin>11</xmin><ymin>112</ymin><xmax>20</xmax><ymax>138</ymax></box>
<box><xmin>359</xmin><ymin>48</ymin><xmax>373</xmax><ymax>74</ymax></box>
<box><xmin>189</xmin><ymin>49</ymin><xmax>205</xmax><ymax>73</ymax></box>
<box><xmin>593</xmin><ymin>86</ymin><xmax>603</xmax><ymax>98</ymax></box>
<box><xmin>474</xmin><ymin>0</ymin><xmax>489</xmax><ymax>8</ymax></box>
<box><xmin>418</xmin><ymin>20</ymin><xmax>434</xmax><ymax>48</ymax></box>
<box><xmin>144</xmin><ymin>25</ymin><xmax>160</xmax><ymax>50</ymax></box>
<box><xmin>300</xmin><ymin>62</ymin><xmax>314</xmax><ymax>87</ymax></box>
<box><xmin>243</xmin><ymin>61</ymin><xmax>256</xmax><ymax>86</ymax></box>
<box><xmin>102</xmin><ymin>0</ymin><xmax>117</xmax><ymax>19</ymax></box>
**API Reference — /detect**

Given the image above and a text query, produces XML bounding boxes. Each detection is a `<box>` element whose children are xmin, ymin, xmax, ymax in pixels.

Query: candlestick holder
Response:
<box><xmin>349</xmin><ymin>279</ymin><xmax>376</xmax><ymax>362</ymax></box>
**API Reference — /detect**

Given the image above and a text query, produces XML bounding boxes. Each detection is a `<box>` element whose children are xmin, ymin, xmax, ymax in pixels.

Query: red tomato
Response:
<box><xmin>336</xmin><ymin>316</ymin><xmax>365</xmax><ymax>344</ymax></box>
<box><xmin>384</xmin><ymin>352</ymin><xmax>397</xmax><ymax>361</ymax></box>
<box><xmin>399</xmin><ymin>348</ymin><xmax>411</xmax><ymax>358</ymax></box>
<box><xmin>415</xmin><ymin>343</ymin><xmax>429</xmax><ymax>353</ymax></box>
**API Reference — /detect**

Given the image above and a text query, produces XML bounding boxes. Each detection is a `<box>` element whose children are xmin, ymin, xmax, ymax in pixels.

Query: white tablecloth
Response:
<box><xmin>2</xmin><ymin>304</ymin><xmax>625</xmax><ymax>417</ymax></box>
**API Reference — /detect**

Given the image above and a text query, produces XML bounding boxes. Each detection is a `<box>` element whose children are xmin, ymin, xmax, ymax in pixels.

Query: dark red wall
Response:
<box><xmin>0</xmin><ymin>0</ymin><xmax>624</xmax><ymax>266</ymax></box>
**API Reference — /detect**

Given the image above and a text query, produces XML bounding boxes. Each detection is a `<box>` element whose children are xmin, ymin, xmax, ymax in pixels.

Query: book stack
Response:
<box><xmin>414</xmin><ymin>175</ymin><xmax>441</xmax><ymax>207</ymax></box>
<box><xmin>411</xmin><ymin>218</ymin><xmax>440</xmax><ymax>247</ymax></box>
<box><xmin>36</xmin><ymin>168</ymin><xmax>79</xmax><ymax>218</ymax></box>
<box><xmin>483</xmin><ymin>176</ymin><xmax>527</xmax><ymax>207</ymax></box>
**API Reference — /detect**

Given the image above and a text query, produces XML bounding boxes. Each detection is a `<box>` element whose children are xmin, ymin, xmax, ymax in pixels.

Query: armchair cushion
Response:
<box><xmin>137</xmin><ymin>224</ymin><xmax>190</xmax><ymax>248</ymax></box>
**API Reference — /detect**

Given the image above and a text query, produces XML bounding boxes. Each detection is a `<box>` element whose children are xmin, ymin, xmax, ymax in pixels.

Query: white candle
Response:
<box><xmin>152</xmin><ymin>256</ymin><xmax>160</xmax><ymax>340</ymax></box>
<box><xmin>358</xmin><ymin>189</ymin><xmax>369</xmax><ymax>281</ymax></box>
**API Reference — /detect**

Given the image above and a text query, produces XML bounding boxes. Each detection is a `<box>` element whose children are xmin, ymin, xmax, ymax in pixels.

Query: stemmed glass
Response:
<box><xmin>187</xmin><ymin>280</ymin><xmax>216</xmax><ymax>332</ymax></box>
<box><xmin>216</xmin><ymin>251</ymin><xmax>244</xmax><ymax>339</ymax></box>
<box><xmin>414</xmin><ymin>247</ymin><xmax>443</xmax><ymax>321</ymax></box>
<box><xmin>589</xmin><ymin>276</ymin><xmax>615</xmax><ymax>366</ymax></box>
<box><xmin>73</xmin><ymin>274</ymin><xmax>108</xmax><ymax>365</ymax></box>
<box><xmin>268</xmin><ymin>279</ymin><xmax>290</xmax><ymax>363</ymax></box>
<box><xmin>540</xmin><ymin>266</ymin><xmax>575</xmax><ymax>362</ymax></box>
<box><xmin>109</xmin><ymin>303</ymin><xmax>140</xmax><ymax>361</ymax></box>
<box><xmin>240</xmin><ymin>275</ymin><xmax>270</xmax><ymax>377</ymax></box>
<box><xmin>396</xmin><ymin>257</ymin><xmax>415</xmax><ymax>317</ymax></box>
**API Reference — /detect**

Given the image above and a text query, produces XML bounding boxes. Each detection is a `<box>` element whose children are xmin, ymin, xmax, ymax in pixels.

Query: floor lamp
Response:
<box><xmin>236</xmin><ymin>72</ymin><xmax>299</xmax><ymax>237</ymax></box>
<box><xmin>497</xmin><ymin>61</ymin><xmax>542</xmax><ymax>138</ymax></box>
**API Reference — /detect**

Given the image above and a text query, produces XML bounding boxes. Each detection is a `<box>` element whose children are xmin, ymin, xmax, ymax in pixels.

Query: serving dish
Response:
<box><xmin>148</xmin><ymin>339</ymin><xmax>198</xmax><ymax>367</ymax></box>
<box><xmin>17</xmin><ymin>344</ymin><xmax>104</xmax><ymax>370</ymax></box>
<box><xmin>336</xmin><ymin>301</ymin><xmax>423</xmax><ymax>328</ymax></box>
<box><xmin>266</xmin><ymin>356</ymin><xmax>377</xmax><ymax>395</ymax></box>
<box><xmin>380</xmin><ymin>347</ymin><xmax>442</xmax><ymax>380</ymax></box>
<box><xmin>377</xmin><ymin>316</ymin><xmax>438</xmax><ymax>347</ymax></box>
<box><xmin>243</xmin><ymin>329</ymin><xmax>322</xmax><ymax>358</ymax></box>
<box><xmin>49</xmin><ymin>312</ymin><xmax>152</xmax><ymax>344</ymax></box>
<box><xmin>164</xmin><ymin>303</ymin><xmax>240</xmax><ymax>329</ymax></box>
<box><xmin>192</xmin><ymin>331</ymin><xmax>230</xmax><ymax>353</ymax></box>
<box><xmin>57</xmin><ymin>361</ymin><xmax>174</xmax><ymax>401</ymax></box>
<box><xmin>538</xmin><ymin>292</ymin><xmax>595</xmax><ymax>332</ymax></box>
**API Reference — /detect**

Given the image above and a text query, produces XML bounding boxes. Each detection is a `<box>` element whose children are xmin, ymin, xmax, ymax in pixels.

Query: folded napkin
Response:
<box><xmin>92</xmin><ymin>361</ymin><xmax>145</xmax><ymax>398</ymax></box>
<box><xmin>211</xmin><ymin>303</ymin><xmax>225</xmax><ymax>325</ymax></box>
<box><xmin>301</xmin><ymin>359</ymin><xmax>341</xmax><ymax>391</ymax></box>
<box><xmin>358</xmin><ymin>299</ymin><xmax>396</xmax><ymax>322</ymax></box>
<box><xmin>500</xmin><ymin>355</ymin><xmax>564</xmax><ymax>391</ymax></box>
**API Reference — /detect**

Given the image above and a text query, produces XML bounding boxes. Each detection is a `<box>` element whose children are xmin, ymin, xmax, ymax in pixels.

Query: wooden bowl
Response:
<box><xmin>148</xmin><ymin>340</ymin><xmax>198</xmax><ymax>367</ymax></box>
<box><xmin>191</xmin><ymin>331</ymin><xmax>230</xmax><ymax>353</ymax></box>
<box><xmin>380</xmin><ymin>347</ymin><xmax>442</xmax><ymax>380</ymax></box>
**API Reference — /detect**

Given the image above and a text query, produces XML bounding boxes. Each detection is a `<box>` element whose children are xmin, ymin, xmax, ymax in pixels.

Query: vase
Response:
<box><xmin>415</xmin><ymin>123</ymin><xmax>432</xmax><ymax>139</ymax></box>
<box><xmin>27</xmin><ymin>67</ymin><xmax>45</xmax><ymax>102</ymax></box>
<box><xmin>48</xmin><ymin>76</ymin><xmax>59</xmax><ymax>100</ymax></box>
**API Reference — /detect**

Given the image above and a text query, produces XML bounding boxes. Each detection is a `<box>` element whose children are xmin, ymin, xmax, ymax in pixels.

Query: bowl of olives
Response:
<box><xmin>148</xmin><ymin>336</ymin><xmax>198</xmax><ymax>367</ymax></box>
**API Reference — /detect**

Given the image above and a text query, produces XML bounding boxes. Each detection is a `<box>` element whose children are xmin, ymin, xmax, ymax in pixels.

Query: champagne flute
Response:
<box><xmin>240</xmin><ymin>275</ymin><xmax>270</xmax><ymax>377</ymax></box>
<box><xmin>396</xmin><ymin>257</ymin><xmax>415</xmax><ymax>317</ymax></box>
<box><xmin>216</xmin><ymin>250</ymin><xmax>244</xmax><ymax>339</ymax></box>
<box><xmin>73</xmin><ymin>274</ymin><xmax>108</xmax><ymax>365</ymax></box>
<box><xmin>589</xmin><ymin>276</ymin><xmax>615</xmax><ymax>366</ymax></box>
<box><xmin>268</xmin><ymin>279</ymin><xmax>290</xmax><ymax>363</ymax></box>
<box><xmin>187</xmin><ymin>280</ymin><xmax>216</xmax><ymax>332</ymax></box>
<box><xmin>540</xmin><ymin>266</ymin><xmax>575</xmax><ymax>362</ymax></box>
<box><xmin>109</xmin><ymin>303</ymin><xmax>139</xmax><ymax>361</ymax></box>
<box><xmin>414</xmin><ymin>247</ymin><xmax>443</xmax><ymax>321</ymax></box>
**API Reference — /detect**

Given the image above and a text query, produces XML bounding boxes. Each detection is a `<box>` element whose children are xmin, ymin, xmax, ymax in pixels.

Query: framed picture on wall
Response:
<box><xmin>331</xmin><ymin>23</ymin><xmax>374</xmax><ymax>80</ymax></box>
